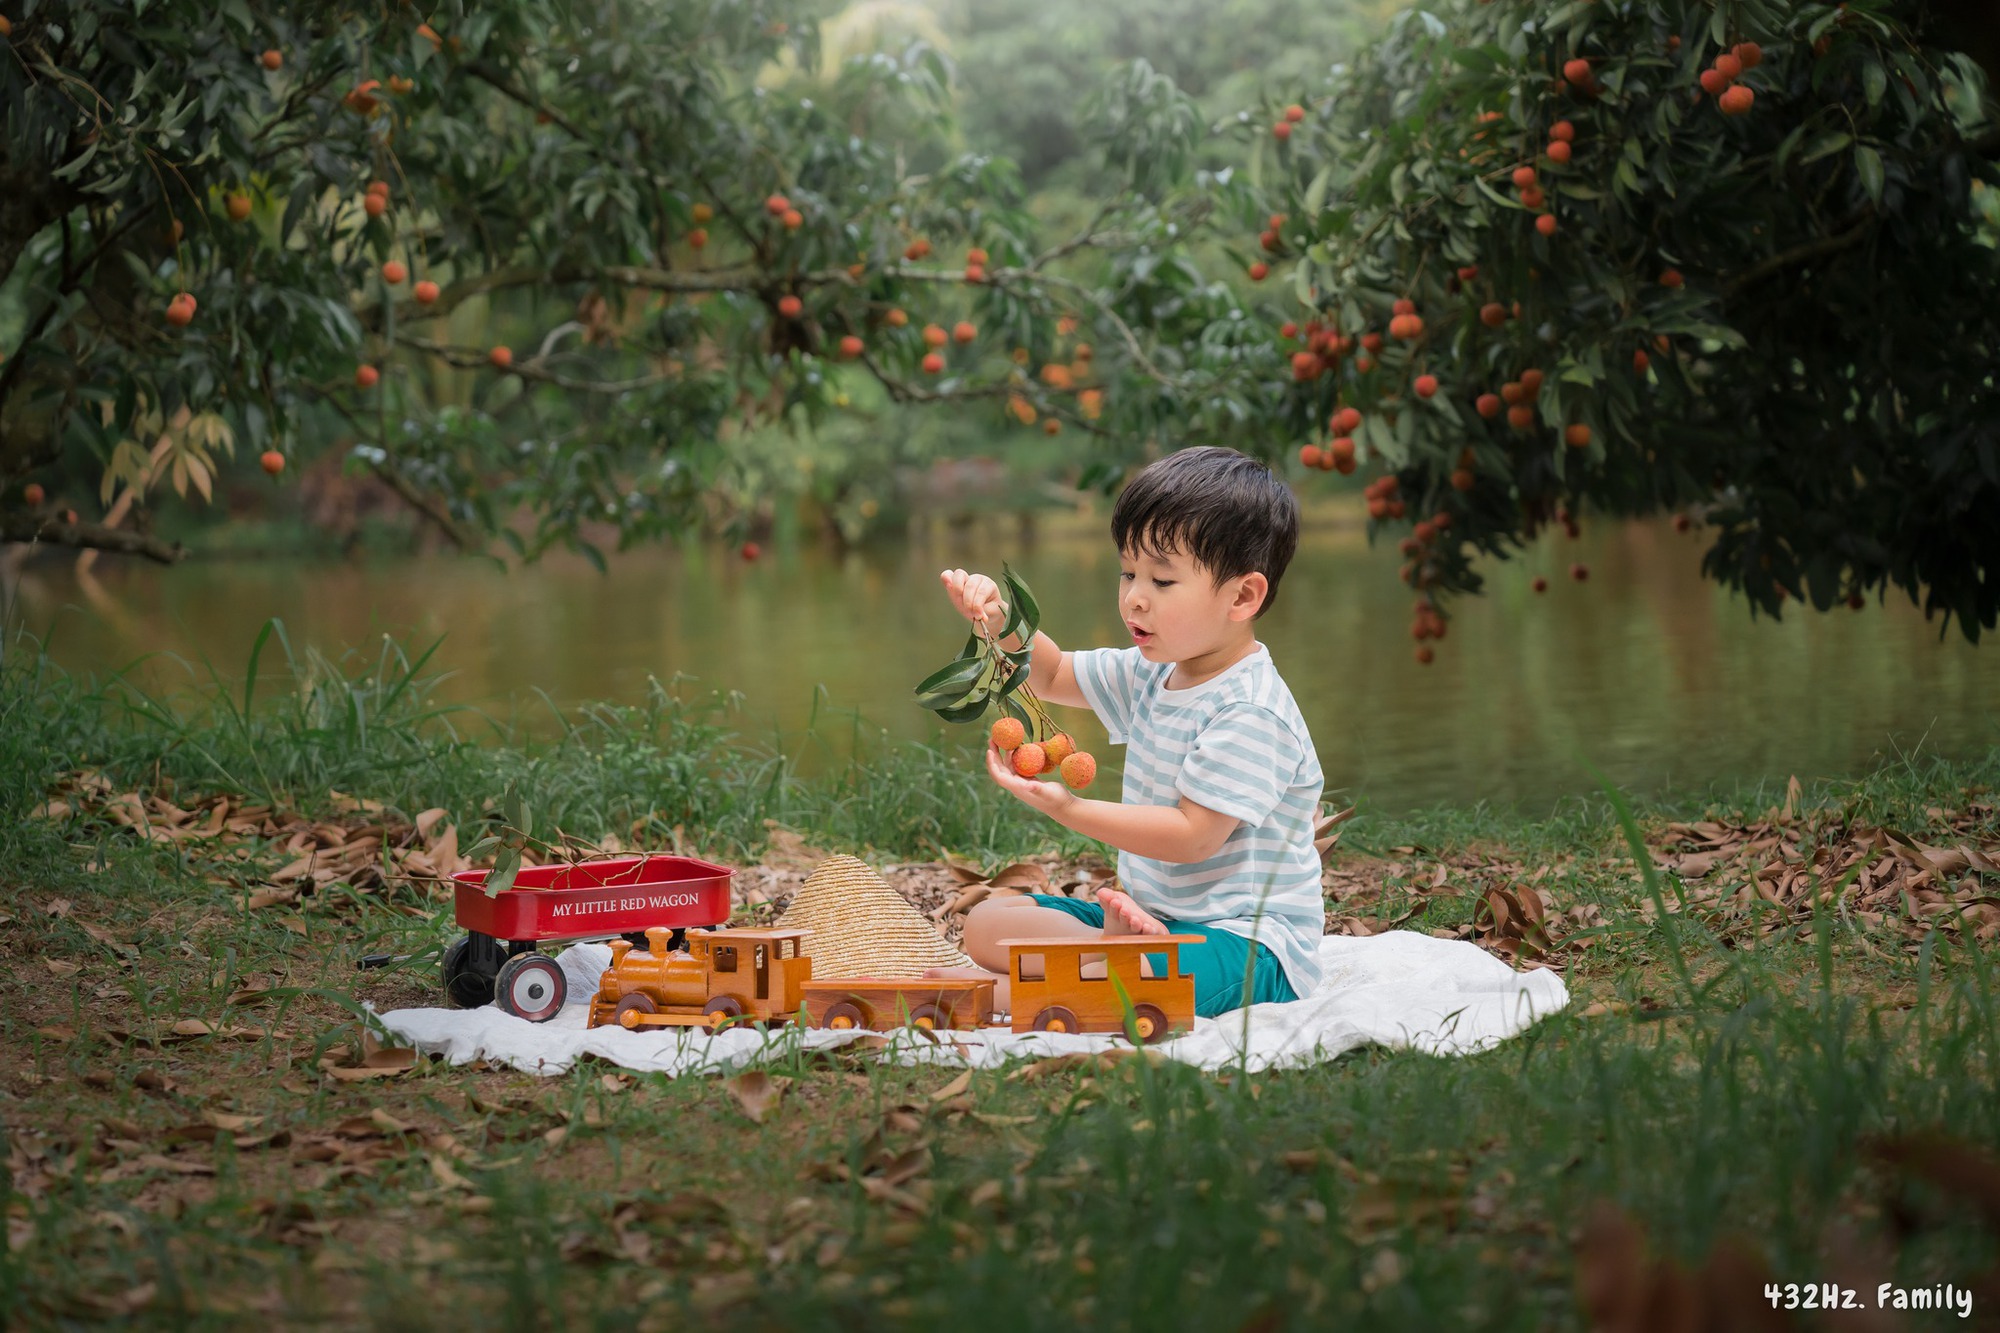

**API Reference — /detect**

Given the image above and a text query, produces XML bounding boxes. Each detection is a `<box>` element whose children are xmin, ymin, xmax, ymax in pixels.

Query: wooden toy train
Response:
<box><xmin>585</xmin><ymin>925</ymin><xmax>1201</xmax><ymax>1044</ymax></box>
<box><xmin>441</xmin><ymin>852</ymin><xmax>1197</xmax><ymax>1042</ymax></box>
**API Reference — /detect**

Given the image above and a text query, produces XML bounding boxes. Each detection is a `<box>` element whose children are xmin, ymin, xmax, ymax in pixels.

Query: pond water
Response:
<box><xmin>7</xmin><ymin>499</ymin><xmax>1997</xmax><ymax>815</ymax></box>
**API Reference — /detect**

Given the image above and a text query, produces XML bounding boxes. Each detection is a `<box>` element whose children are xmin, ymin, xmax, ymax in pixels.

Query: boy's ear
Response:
<box><xmin>1229</xmin><ymin>572</ymin><xmax>1269</xmax><ymax>621</ymax></box>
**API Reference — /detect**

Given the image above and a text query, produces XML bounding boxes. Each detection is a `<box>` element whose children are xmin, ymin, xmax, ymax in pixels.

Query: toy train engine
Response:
<box><xmin>588</xmin><ymin>927</ymin><xmax>813</xmax><ymax>1031</ymax></box>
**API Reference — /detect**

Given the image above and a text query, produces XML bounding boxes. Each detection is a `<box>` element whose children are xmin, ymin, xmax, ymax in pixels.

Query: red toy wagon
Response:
<box><xmin>442</xmin><ymin>854</ymin><xmax>734</xmax><ymax>1021</ymax></box>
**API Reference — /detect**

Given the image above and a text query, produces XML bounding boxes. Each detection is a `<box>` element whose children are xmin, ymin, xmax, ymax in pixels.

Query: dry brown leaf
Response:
<box><xmin>79</xmin><ymin>921</ymin><xmax>138</xmax><ymax>958</ymax></box>
<box><xmin>724</xmin><ymin>1070</ymin><xmax>791</xmax><ymax>1124</ymax></box>
<box><xmin>203</xmin><ymin>1111</ymin><xmax>264</xmax><ymax>1133</ymax></box>
<box><xmin>45</xmin><ymin>960</ymin><xmax>81</xmax><ymax>978</ymax></box>
<box><xmin>928</xmin><ymin>1070</ymin><xmax>973</xmax><ymax>1103</ymax></box>
<box><xmin>237</xmin><ymin>888</ymin><xmax>299</xmax><ymax>911</ymax></box>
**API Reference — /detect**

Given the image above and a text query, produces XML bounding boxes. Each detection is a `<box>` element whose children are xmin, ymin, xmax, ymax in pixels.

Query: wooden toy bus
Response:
<box><xmin>587</xmin><ymin>926</ymin><xmax>813</xmax><ymax>1030</ymax></box>
<box><xmin>1000</xmin><ymin>935</ymin><xmax>1201</xmax><ymax>1043</ymax></box>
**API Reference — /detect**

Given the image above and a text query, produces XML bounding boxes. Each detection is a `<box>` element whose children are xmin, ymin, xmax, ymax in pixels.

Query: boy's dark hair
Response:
<box><xmin>1110</xmin><ymin>446</ymin><xmax>1299</xmax><ymax>618</ymax></box>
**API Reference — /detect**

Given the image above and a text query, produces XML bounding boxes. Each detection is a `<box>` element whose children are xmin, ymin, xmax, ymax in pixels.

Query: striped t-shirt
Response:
<box><xmin>1070</xmin><ymin>641</ymin><xmax>1326</xmax><ymax>998</ymax></box>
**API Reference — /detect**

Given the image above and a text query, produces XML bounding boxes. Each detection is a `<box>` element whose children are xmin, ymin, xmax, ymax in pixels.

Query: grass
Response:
<box><xmin>3</xmin><ymin>627</ymin><xmax>2000</xmax><ymax>1329</ymax></box>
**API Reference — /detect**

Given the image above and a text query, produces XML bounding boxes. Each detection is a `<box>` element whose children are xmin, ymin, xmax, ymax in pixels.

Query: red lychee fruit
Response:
<box><xmin>1013</xmin><ymin>743</ymin><xmax>1048</xmax><ymax>777</ymax></box>
<box><xmin>1059</xmin><ymin>751</ymin><xmax>1096</xmax><ymax>789</ymax></box>
<box><xmin>991</xmin><ymin>718</ymin><xmax>1026</xmax><ymax>751</ymax></box>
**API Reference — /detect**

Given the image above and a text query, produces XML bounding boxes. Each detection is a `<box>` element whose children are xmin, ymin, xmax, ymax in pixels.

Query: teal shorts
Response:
<box><xmin>1027</xmin><ymin>894</ymin><xmax>1298</xmax><ymax>1018</ymax></box>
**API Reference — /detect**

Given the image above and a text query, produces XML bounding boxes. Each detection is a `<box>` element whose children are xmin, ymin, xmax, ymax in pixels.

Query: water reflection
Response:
<box><xmin>6</xmin><ymin>500</ymin><xmax>1996</xmax><ymax>814</ymax></box>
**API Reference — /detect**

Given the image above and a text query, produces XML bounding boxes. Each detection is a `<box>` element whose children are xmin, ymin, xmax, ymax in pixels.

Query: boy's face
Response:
<box><xmin>1118</xmin><ymin>541</ymin><xmax>1266</xmax><ymax>660</ymax></box>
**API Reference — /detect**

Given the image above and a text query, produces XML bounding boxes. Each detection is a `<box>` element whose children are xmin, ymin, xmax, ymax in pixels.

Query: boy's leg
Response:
<box><xmin>924</xmin><ymin>894</ymin><xmax>1105</xmax><ymax>1011</ymax></box>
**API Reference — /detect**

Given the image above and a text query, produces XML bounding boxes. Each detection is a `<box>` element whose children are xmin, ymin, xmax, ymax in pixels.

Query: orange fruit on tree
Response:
<box><xmin>991</xmin><ymin>717</ymin><xmax>1026</xmax><ymax>751</ymax></box>
<box><xmin>1565</xmin><ymin>423</ymin><xmax>1592</xmax><ymax>448</ymax></box>
<box><xmin>778</xmin><ymin>294</ymin><xmax>803</xmax><ymax>318</ymax></box>
<box><xmin>355</xmin><ymin>364</ymin><xmax>380</xmax><ymax>389</ymax></box>
<box><xmin>1476</xmin><ymin>392</ymin><xmax>1501</xmax><ymax>419</ymax></box>
<box><xmin>1512</xmin><ymin>165</ymin><xmax>1538</xmax><ymax>189</ymax></box>
<box><xmin>1457</xmin><ymin>264</ymin><xmax>1480</xmax><ymax>281</ymax></box>
<box><xmin>1535</xmin><ymin>213</ymin><xmax>1558</xmax><ymax>236</ymax></box>
<box><xmin>953</xmin><ymin>321</ymin><xmax>977</xmax><ymax>344</ymax></box>
<box><xmin>24</xmin><ymin>483</ymin><xmax>45</xmax><ymax>506</ymax></box>
<box><xmin>688</xmin><ymin>228</ymin><xmax>708</xmax><ymax>248</ymax></box>
<box><xmin>764</xmin><ymin>193</ymin><xmax>790</xmax><ymax>216</ymax></box>
<box><xmin>1299</xmin><ymin>444</ymin><xmax>1325</xmax><ymax>469</ymax></box>
<box><xmin>1450</xmin><ymin>468</ymin><xmax>1476</xmax><ymax>492</ymax></box>
<box><xmin>1331</xmin><ymin>406</ymin><xmax>1362</xmax><ymax>434</ymax></box>
<box><xmin>1480</xmin><ymin>302</ymin><xmax>1507</xmax><ymax>327</ymax></box>
<box><xmin>1550</xmin><ymin>120</ymin><xmax>1575</xmax><ymax>142</ymax></box>
<box><xmin>1008</xmin><ymin>394</ymin><xmax>1036</xmax><ymax>425</ymax></box>
<box><xmin>885</xmin><ymin>307</ymin><xmax>908</xmax><ymax>327</ymax></box>
<box><xmin>1501</xmin><ymin>381</ymin><xmax>1526</xmax><ymax>405</ymax></box>
<box><xmin>903</xmin><ymin>238</ymin><xmax>931</xmax><ymax>261</ymax></box>
<box><xmin>1520</xmin><ymin>368</ymin><xmax>1545</xmax><ymax>393</ymax></box>
<box><xmin>1248</xmin><ymin>261</ymin><xmax>1269</xmax><ymax>281</ymax></box>
<box><xmin>1660</xmin><ymin>268</ymin><xmax>1684</xmax><ymax>288</ymax></box>
<box><xmin>1329</xmin><ymin>436</ymin><xmax>1355</xmax><ymax>465</ymax></box>
<box><xmin>781</xmin><ymin>208</ymin><xmax>803</xmax><ymax>229</ymax></box>
<box><xmin>1562</xmin><ymin>58</ymin><xmax>1592</xmax><ymax>86</ymax></box>
<box><xmin>963</xmin><ymin>263</ymin><xmax>985</xmax><ymax>283</ymax></box>
<box><xmin>1547</xmin><ymin>140</ymin><xmax>1572</xmax><ymax>164</ymax></box>
<box><xmin>488</xmin><ymin>345</ymin><xmax>513</xmax><ymax>369</ymax></box>
<box><xmin>1284</xmin><ymin>104</ymin><xmax>1305</xmax><ymax>123</ymax></box>
<box><xmin>1714</xmin><ymin>53</ymin><xmax>1743</xmax><ymax>79</ymax></box>
<box><xmin>381</xmin><ymin>260</ymin><xmax>407</xmax><ymax>285</ymax></box>
<box><xmin>966</xmin><ymin>247</ymin><xmax>989</xmax><ymax>266</ymax></box>
<box><xmin>226</xmin><ymin>193</ymin><xmax>252</xmax><ymax>222</ymax></box>
<box><xmin>261</xmin><ymin>49</ymin><xmax>283</xmax><ymax>70</ymax></box>
<box><xmin>921</xmin><ymin>351</ymin><xmax>945</xmax><ymax>374</ymax></box>
<box><xmin>838</xmin><ymin>335</ymin><xmax>864</xmax><ymax>359</ymax></box>
<box><xmin>414</xmin><ymin>280</ymin><xmax>440</xmax><ymax>304</ymax></box>
<box><xmin>741</xmin><ymin>541</ymin><xmax>761</xmax><ymax>561</ymax></box>
<box><xmin>922</xmin><ymin>324</ymin><xmax>947</xmax><ymax>348</ymax></box>
<box><xmin>1042</xmin><ymin>733</ymin><xmax>1076</xmax><ymax>766</ymax></box>
<box><xmin>1520</xmin><ymin>185</ymin><xmax>1546</xmax><ymax>210</ymax></box>
<box><xmin>259</xmin><ymin>450</ymin><xmax>286</xmax><ymax>476</ymax></box>
<box><xmin>1042</xmin><ymin>417</ymin><xmax>1060</xmax><ymax>436</ymax></box>
<box><xmin>1013</xmin><ymin>743</ymin><xmax>1047</xmax><ymax>777</ymax></box>
<box><xmin>691</xmin><ymin>203</ymin><xmax>713</xmax><ymax>224</ymax></box>
<box><xmin>363</xmin><ymin>193</ymin><xmax>387</xmax><ymax>217</ymax></box>
<box><xmin>1719</xmin><ymin>85</ymin><xmax>1755</xmax><ymax>115</ymax></box>
<box><xmin>1414</xmin><ymin>374</ymin><xmax>1438</xmax><ymax>398</ymax></box>
<box><xmin>1415</xmin><ymin>645</ymin><xmax>1434</xmax><ymax>665</ymax></box>
<box><xmin>1059</xmin><ymin>751</ymin><xmax>1096</xmax><ymax>790</ymax></box>
<box><xmin>165</xmin><ymin>293</ymin><xmax>195</xmax><ymax>327</ymax></box>
<box><xmin>366</xmin><ymin>181</ymin><xmax>389</xmax><ymax>199</ymax></box>
<box><xmin>1272</xmin><ymin>121</ymin><xmax>1292</xmax><ymax>141</ymax></box>
<box><xmin>1507</xmin><ymin>404</ymin><xmax>1536</xmax><ymax>429</ymax></box>
<box><xmin>1733</xmin><ymin>42</ymin><xmax>1763</xmax><ymax>69</ymax></box>
<box><xmin>1699</xmin><ymin>68</ymin><xmax>1731</xmax><ymax>96</ymax></box>
<box><xmin>1392</xmin><ymin>298</ymin><xmax>1416</xmax><ymax>316</ymax></box>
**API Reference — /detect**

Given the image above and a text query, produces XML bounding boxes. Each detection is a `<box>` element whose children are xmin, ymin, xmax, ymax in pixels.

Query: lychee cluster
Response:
<box><xmin>991</xmin><ymin>718</ymin><xmax>1096</xmax><ymax>790</ymax></box>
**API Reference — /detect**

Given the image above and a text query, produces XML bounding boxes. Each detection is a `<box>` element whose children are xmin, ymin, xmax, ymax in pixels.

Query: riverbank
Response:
<box><xmin>4</xmin><ymin>645</ymin><xmax>1999</xmax><ymax>1328</ymax></box>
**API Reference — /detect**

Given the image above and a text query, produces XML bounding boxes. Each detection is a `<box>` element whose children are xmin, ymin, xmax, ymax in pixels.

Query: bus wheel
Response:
<box><xmin>821</xmin><ymin>1000</ymin><xmax>867</xmax><ymax>1031</ymax></box>
<box><xmin>1032</xmin><ymin>1005</ymin><xmax>1080</xmax><ymax>1034</ymax></box>
<box><xmin>1130</xmin><ymin>1003</ymin><xmax>1171</xmax><ymax>1045</ymax></box>
<box><xmin>614</xmin><ymin>993</ymin><xmax>659</xmax><ymax>1029</ymax></box>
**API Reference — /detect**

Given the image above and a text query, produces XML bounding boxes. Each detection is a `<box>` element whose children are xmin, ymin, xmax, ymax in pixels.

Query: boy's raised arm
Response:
<box><xmin>939</xmin><ymin>568</ymin><xmax>1087</xmax><ymax>710</ymax></box>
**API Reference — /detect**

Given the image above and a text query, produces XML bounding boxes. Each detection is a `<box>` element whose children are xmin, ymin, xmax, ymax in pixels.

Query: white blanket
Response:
<box><xmin>374</xmin><ymin>930</ymin><xmax>1568</xmax><ymax>1076</ymax></box>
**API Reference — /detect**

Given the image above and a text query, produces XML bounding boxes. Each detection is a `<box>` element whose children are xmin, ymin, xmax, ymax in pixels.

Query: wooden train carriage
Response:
<box><xmin>589</xmin><ymin>926</ymin><xmax>813</xmax><ymax>1030</ymax></box>
<box><xmin>1000</xmin><ymin>934</ymin><xmax>1202</xmax><ymax>1043</ymax></box>
<box><xmin>798</xmin><ymin>978</ymin><xmax>998</xmax><ymax>1032</ymax></box>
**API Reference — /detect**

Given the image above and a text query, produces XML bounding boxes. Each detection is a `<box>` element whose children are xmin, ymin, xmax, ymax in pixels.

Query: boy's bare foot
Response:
<box><xmin>1097</xmin><ymin>887</ymin><xmax>1169</xmax><ymax>936</ymax></box>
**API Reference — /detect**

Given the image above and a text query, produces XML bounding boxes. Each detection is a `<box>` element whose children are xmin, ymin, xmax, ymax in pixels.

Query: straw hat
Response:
<box><xmin>775</xmin><ymin>854</ymin><xmax>977</xmax><ymax>979</ymax></box>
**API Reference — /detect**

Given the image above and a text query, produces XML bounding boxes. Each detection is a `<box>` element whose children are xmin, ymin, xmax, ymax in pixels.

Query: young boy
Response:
<box><xmin>932</xmin><ymin>445</ymin><xmax>1326</xmax><ymax>1019</ymax></box>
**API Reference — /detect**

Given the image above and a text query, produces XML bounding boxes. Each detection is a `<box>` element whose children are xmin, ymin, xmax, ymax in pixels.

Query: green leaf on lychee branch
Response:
<box><xmin>934</xmin><ymin>696</ymin><xmax>991</xmax><ymax>725</ymax></box>
<box><xmin>1000</xmin><ymin>563</ymin><xmax>1040</xmax><ymax>642</ymax></box>
<box><xmin>914</xmin><ymin>655</ymin><xmax>987</xmax><ymax>708</ymax></box>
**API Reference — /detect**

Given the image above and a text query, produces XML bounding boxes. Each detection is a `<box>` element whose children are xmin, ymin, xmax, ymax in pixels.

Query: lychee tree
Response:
<box><xmin>0</xmin><ymin>0</ymin><xmax>1217</xmax><ymax>565</ymax></box>
<box><xmin>1230</xmin><ymin>0</ymin><xmax>2000</xmax><ymax>645</ymax></box>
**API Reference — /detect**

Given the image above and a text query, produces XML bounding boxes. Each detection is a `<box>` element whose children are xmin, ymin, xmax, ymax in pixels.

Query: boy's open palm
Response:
<box><xmin>985</xmin><ymin>740</ymin><xmax>1076</xmax><ymax>813</ymax></box>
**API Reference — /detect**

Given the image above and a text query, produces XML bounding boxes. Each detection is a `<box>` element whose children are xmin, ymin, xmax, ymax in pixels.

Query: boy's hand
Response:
<box><xmin>940</xmin><ymin>568</ymin><xmax>1008</xmax><ymax>639</ymax></box>
<box><xmin>985</xmin><ymin>741</ymin><xmax>1078</xmax><ymax>815</ymax></box>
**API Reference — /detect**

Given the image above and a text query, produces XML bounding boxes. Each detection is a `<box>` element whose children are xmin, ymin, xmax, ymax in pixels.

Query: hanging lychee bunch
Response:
<box><xmin>913</xmin><ymin>564</ymin><xmax>1096</xmax><ymax>790</ymax></box>
<box><xmin>1701</xmin><ymin>41</ymin><xmax>1762</xmax><ymax>115</ymax></box>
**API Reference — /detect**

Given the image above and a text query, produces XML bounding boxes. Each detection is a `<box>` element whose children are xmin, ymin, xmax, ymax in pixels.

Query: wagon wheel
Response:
<box><xmin>702</xmin><ymin>995</ymin><xmax>745</xmax><ymax>1030</ymax></box>
<box><xmin>614</xmin><ymin>993</ymin><xmax>660</xmax><ymax>1030</ymax></box>
<box><xmin>905</xmin><ymin>1002</ymin><xmax>950</xmax><ymax>1032</ymax></box>
<box><xmin>1032</xmin><ymin>1004</ymin><xmax>1081</xmax><ymax>1035</ymax></box>
<box><xmin>820</xmin><ymin>1000</ymin><xmax>868</xmax><ymax>1031</ymax></box>
<box><xmin>494</xmin><ymin>952</ymin><xmax>568</xmax><ymax>1023</ymax></box>
<box><xmin>1129</xmin><ymin>1003</ymin><xmax>1172</xmax><ymax>1045</ymax></box>
<box><xmin>442</xmin><ymin>932</ymin><xmax>506</xmax><ymax>1009</ymax></box>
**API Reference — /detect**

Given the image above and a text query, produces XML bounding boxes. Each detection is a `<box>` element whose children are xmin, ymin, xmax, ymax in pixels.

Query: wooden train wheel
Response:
<box><xmin>820</xmin><ymin>1000</ymin><xmax>867</xmax><ymax>1031</ymax></box>
<box><xmin>1130</xmin><ymin>1002</ymin><xmax>1171</xmax><ymax>1045</ymax></box>
<box><xmin>1032</xmin><ymin>1004</ymin><xmax>1080</xmax><ymax>1034</ymax></box>
<box><xmin>614</xmin><ymin>993</ymin><xmax>659</xmax><ymax>1029</ymax></box>
<box><xmin>905</xmin><ymin>1003</ymin><xmax>949</xmax><ymax>1031</ymax></box>
<box><xmin>703</xmin><ymin>995</ymin><xmax>744</xmax><ymax>1030</ymax></box>
<box><xmin>494</xmin><ymin>952</ymin><xmax>566</xmax><ymax>1023</ymax></box>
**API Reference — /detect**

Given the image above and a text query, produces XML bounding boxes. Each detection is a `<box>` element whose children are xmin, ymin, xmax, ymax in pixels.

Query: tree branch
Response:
<box><xmin>363</xmin><ymin>459</ymin><xmax>484</xmax><ymax>553</ymax></box>
<box><xmin>1722</xmin><ymin>209</ymin><xmax>1877</xmax><ymax>299</ymax></box>
<box><xmin>0</xmin><ymin>511</ymin><xmax>186</xmax><ymax>563</ymax></box>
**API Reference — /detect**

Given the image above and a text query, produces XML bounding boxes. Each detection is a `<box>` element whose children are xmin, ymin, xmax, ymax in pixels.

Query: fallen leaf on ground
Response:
<box><xmin>929</xmin><ymin>1070</ymin><xmax>973</xmax><ymax>1103</ymax></box>
<box><xmin>45</xmin><ymin>960</ymin><xmax>81</xmax><ymax>978</ymax></box>
<box><xmin>724</xmin><ymin>1070</ymin><xmax>792</xmax><ymax>1124</ymax></box>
